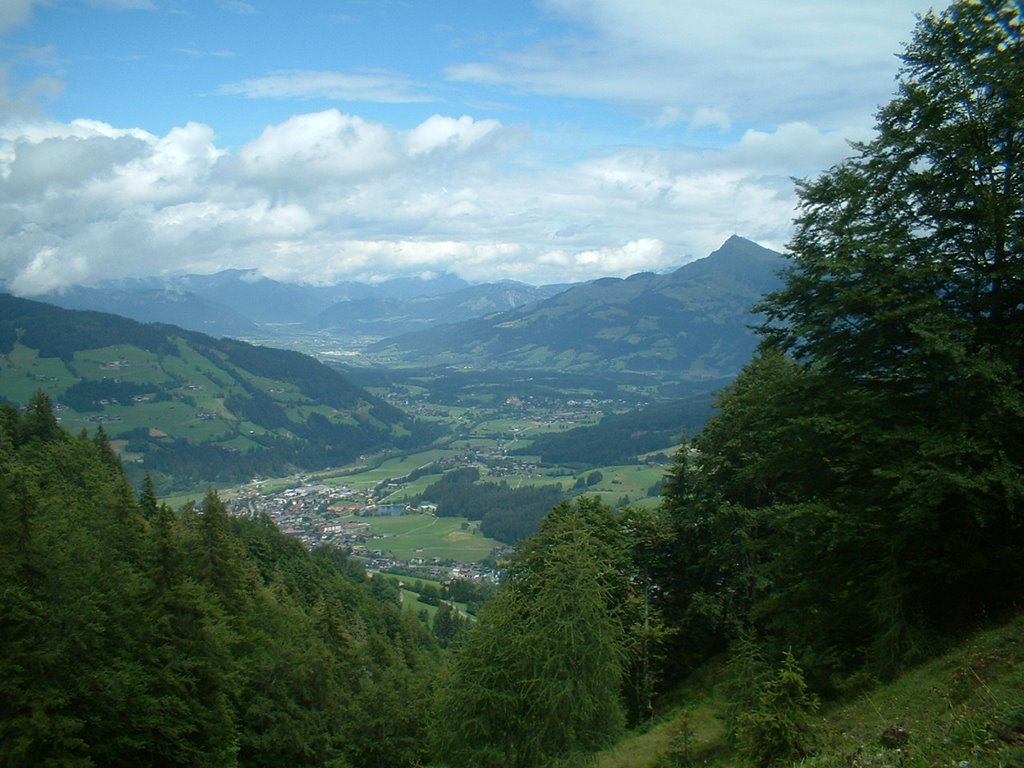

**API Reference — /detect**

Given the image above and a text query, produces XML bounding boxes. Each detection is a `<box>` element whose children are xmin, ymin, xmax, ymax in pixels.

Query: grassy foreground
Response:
<box><xmin>597</xmin><ymin>612</ymin><xmax>1024</xmax><ymax>768</ymax></box>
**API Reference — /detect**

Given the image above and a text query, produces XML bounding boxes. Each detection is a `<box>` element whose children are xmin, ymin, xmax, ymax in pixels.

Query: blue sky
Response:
<box><xmin>1</xmin><ymin>0</ymin><xmax>929</xmax><ymax>293</ymax></box>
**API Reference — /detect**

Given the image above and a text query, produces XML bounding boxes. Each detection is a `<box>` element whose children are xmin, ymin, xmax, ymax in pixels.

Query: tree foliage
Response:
<box><xmin>735</xmin><ymin>650</ymin><xmax>820</xmax><ymax>768</ymax></box>
<box><xmin>0</xmin><ymin>393</ymin><xmax>440</xmax><ymax>767</ymax></box>
<box><xmin>434</xmin><ymin>498</ymin><xmax>633</xmax><ymax>767</ymax></box>
<box><xmin>661</xmin><ymin>0</ymin><xmax>1024</xmax><ymax>683</ymax></box>
<box><xmin>420</xmin><ymin>468</ymin><xmax>564</xmax><ymax>543</ymax></box>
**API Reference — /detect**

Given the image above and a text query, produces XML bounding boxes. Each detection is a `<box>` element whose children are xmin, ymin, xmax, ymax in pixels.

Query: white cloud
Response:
<box><xmin>1</xmin><ymin>0</ymin><xmax>156</xmax><ymax>33</ymax></box>
<box><xmin>0</xmin><ymin>0</ymin><xmax>35</xmax><ymax>32</ymax></box>
<box><xmin>690</xmin><ymin>107</ymin><xmax>731</xmax><ymax>132</ymax></box>
<box><xmin>404</xmin><ymin>115</ymin><xmax>502</xmax><ymax>156</ymax></box>
<box><xmin>9</xmin><ymin>247</ymin><xmax>77</xmax><ymax>294</ymax></box>
<box><xmin>220</xmin><ymin>69</ymin><xmax>434</xmax><ymax>104</ymax></box>
<box><xmin>238</xmin><ymin>110</ymin><xmax>400</xmax><ymax>184</ymax></box>
<box><xmin>0</xmin><ymin>0</ymin><xmax>940</xmax><ymax>301</ymax></box>
<box><xmin>450</xmin><ymin>0</ymin><xmax>922</xmax><ymax>129</ymax></box>
<box><xmin>0</xmin><ymin>108</ymin><xmax>861</xmax><ymax>293</ymax></box>
<box><xmin>538</xmin><ymin>238</ymin><xmax>666</xmax><ymax>276</ymax></box>
<box><xmin>91</xmin><ymin>122</ymin><xmax>224</xmax><ymax>204</ymax></box>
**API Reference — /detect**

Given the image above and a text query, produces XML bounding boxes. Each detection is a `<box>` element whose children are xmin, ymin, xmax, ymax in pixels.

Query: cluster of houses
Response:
<box><xmin>364</xmin><ymin>557</ymin><xmax>503</xmax><ymax>585</ymax></box>
<box><xmin>225</xmin><ymin>481</ymin><xmax>502</xmax><ymax>584</ymax></box>
<box><xmin>227</xmin><ymin>482</ymin><xmax>399</xmax><ymax>548</ymax></box>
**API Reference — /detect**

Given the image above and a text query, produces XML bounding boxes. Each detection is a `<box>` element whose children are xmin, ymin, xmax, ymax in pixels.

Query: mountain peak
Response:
<box><xmin>371</xmin><ymin>237</ymin><xmax>786</xmax><ymax>390</ymax></box>
<box><xmin>710</xmin><ymin>235</ymin><xmax>785</xmax><ymax>262</ymax></box>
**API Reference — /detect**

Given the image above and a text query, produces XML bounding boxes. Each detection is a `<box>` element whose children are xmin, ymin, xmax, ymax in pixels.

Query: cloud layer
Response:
<box><xmin>1</xmin><ymin>109</ymin><xmax>858</xmax><ymax>294</ymax></box>
<box><xmin>0</xmin><ymin>0</ymin><xmax>927</xmax><ymax>293</ymax></box>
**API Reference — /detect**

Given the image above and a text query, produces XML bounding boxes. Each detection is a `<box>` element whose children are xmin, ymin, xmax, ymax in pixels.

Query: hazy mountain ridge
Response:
<box><xmin>37</xmin><ymin>285</ymin><xmax>261</xmax><ymax>336</ymax></box>
<box><xmin>369</xmin><ymin>236</ymin><xmax>785</xmax><ymax>383</ymax></box>
<box><xmin>33</xmin><ymin>269</ymin><xmax>562</xmax><ymax>337</ymax></box>
<box><xmin>305</xmin><ymin>280</ymin><xmax>568</xmax><ymax>337</ymax></box>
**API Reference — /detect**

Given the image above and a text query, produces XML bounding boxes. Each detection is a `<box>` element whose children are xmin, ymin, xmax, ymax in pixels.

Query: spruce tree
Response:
<box><xmin>434</xmin><ymin>499</ymin><xmax>628</xmax><ymax>767</ymax></box>
<box><xmin>757</xmin><ymin>0</ymin><xmax>1024</xmax><ymax>652</ymax></box>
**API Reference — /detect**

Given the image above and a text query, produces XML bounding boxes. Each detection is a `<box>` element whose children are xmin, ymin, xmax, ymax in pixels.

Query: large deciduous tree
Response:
<box><xmin>665</xmin><ymin>0</ymin><xmax>1024</xmax><ymax>680</ymax></box>
<box><xmin>763</xmin><ymin>0</ymin><xmax>1024</xmax><ymax>637</ymax></box>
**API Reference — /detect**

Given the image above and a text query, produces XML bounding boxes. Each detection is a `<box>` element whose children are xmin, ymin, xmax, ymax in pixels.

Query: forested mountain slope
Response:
<box><xmin>0</xmin><ymin>398</ymin><xmax>440</xmax><ymax>767</ymax></box>
<box><xmin>0</xmin><ymin>294</ymin><xmax>442</xmax><ymax>491</ymax></box>
<box><xmin>432</xmin><ymin>3</ymin><xmax>1024</xmax><ymax>766</ymax></box>
<box><xmin>370</xmin><ymin>235</ymin><xmax>784</xmax><ymax>384</ymax></box>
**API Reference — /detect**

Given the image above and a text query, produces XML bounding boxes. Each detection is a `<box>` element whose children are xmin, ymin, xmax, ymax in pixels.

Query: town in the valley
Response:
<box><xmin>226</xmin><ymin>481</ymin><xmax>505</xmax><ymax>584</ymax></box>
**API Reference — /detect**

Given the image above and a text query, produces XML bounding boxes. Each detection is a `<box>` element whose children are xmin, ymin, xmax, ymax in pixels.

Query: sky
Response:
<box><xmin>0</xmin><ymin>0</ymin><xmax>933</xmax><ymax>294</ymax></box>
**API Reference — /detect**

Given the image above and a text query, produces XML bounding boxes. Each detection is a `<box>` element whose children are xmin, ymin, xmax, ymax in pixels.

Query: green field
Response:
<box><xmin>160</xmin><ymin>443</ymin><xmax>671</xmax><ymax>547</ymax></box>
<box><xmin>362</xmin><ymin>513</ymin><xmax>500</xmax><ymax>561</ymax></box>
<box><xmin>397</xmin><ymin>586</ymin><xmax>471</xmax><ymax>624</ymax></box>
<box><xmin>1</xmin><ymin>344</ymin><xmax>76</xmax><ymax>405</ymax></box>
<box><xmin>319</xmin><ymin>449</ymin><xmax>457</xmax><ymax>490</ymax></box>
<box><xmin>578</xmin><ymin>464</ymin><xmax>668</xmax><ymax>508</ymax></box>
<box><xmin>146</xmin><ymin>387</ymin><xmax>675</xmax><ymax>554</ymax></box>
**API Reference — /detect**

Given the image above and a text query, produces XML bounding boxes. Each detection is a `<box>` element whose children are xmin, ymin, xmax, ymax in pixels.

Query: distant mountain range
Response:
<box><xmin>37</xmin><ymin>285</ymin><xmax>263</xmax><ymax>337</ymax></box>
<box><xmin>369</xmin><ymin>236</ymin><xmax>785</xmax><ymax>386</ymax></box>
<box><xmin>304</xmin><ymin>281</ymin><xmax>568</xmax><ymax>338</ymax></box>
<box><xmin>0</xmin><ymin>235</ymin><xmax>787</xmax><ymax>488</ymax></box>
<box><xmin>0</xmin><ymin>294</ymin><xmax>441</xmax><ymax>492</ymax></box>
<box><xmin>24</xmin><ymin>237</ymin><xmax>784</xmax><ymax>390</ymax></box>
<box><xmin>34</xmin><ymin>269</ymin><xmax>551</xmax><ymax>337</ymax></box>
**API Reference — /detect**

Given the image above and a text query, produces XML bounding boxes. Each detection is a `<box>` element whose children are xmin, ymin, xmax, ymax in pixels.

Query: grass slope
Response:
<box><xmin>598</xmin><ymin>612</ymin><xmax>1024</xmax><ymax>768</ymax></box>
<box><xmin>0</xmin><ymin>294</ymin><xmax>437</xmax><ymax>491</ymax></box>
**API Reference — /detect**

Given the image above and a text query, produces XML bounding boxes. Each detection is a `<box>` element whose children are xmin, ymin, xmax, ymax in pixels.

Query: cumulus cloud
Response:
<box><xmin>0</xmin><ymin>0</ymin><xmax>936</xmax><ymax>302</ymax></box>
<box><xmin>0</xmin><ymin>106</ymin><xmax>860</xmax><ymax>293</ymax></box>
<box><xmin>94</xmin><ymin>122</ymin><xmax>224</xmax><ymax>203</ymax></box>
<box><xmin>404</xmin><ymin>115</ymin><xmax>502</xmax><ymax>156</ymax></box>
<box><xmin>538</xmin><ymin>238</ymin><xmax>666</xmax><ymax>276</ymax></box>
<box><xmin>9</xmin><ymin>247</ymin><xmax>77</xmax><ymax>294</ymax></box>
<box><xmin>237</xmin><ymin>110</ymin><xmax>400</xmax><ymax>185</ymax></box>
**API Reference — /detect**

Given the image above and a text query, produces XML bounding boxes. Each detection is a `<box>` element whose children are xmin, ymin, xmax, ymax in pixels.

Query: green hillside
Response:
<box><xmin>0</xmin><ymin>294</ymin><xmax>443</xmax><ymax>492</ymax></box>
<box><xmin>595</xmin><ymin>611</ymin><xmax>1024</xmax><ymax>768</ymax></box>
<box><xmin>369</xmin><ymin>236</ymin><xmax>784</xmax><ymax>389</ymax></box>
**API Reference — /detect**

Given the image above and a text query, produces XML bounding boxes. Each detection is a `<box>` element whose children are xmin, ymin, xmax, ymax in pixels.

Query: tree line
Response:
<box><xmin>515</xmin><ymin>393</ymin><xmax>714</xmax><ymax>468</ymax></box>
<box><xmin>651</xmin><ymin>0</ymin><xmax>1024</xmax><ymax>688</ymax></box>
<box><xmin>419</xmin><ymin>467</ymin><xmax>564</xmax><ymax>542</ymax></box>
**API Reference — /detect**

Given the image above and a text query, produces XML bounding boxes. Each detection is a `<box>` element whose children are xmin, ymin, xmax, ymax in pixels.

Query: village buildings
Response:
<box><xmin>226</xmin><ymin>482</ymin><xmax>502</xmax><ymax>584</ymax></box>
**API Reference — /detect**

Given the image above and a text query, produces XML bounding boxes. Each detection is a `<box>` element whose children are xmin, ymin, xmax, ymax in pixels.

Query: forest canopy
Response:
<box><xmin>0</xmin><ymin>393</ymin><xmax>441</xmax><ymax>767</ymax></box>
<box><xmin>658</xmin><ymin>0</ymin><xmax>1024</xmax><ymax>682</ymax></box>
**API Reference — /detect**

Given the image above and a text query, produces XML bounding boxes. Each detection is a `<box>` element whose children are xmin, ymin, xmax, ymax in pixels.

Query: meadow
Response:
<box><xmin>361</xmin><ymin>513</ymin><xmax>500</xmax><ymax>562</ymax></box>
